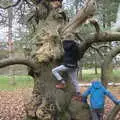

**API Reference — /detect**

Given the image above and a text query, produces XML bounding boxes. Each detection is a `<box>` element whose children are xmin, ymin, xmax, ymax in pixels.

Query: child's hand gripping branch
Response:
<box><xmin>82</xmin><ymin>81</ymin><xmax>120</xmax><ymax>120</ymax></box>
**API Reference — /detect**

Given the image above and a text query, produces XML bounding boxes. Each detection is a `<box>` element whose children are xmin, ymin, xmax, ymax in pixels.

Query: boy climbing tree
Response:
<box><xmin>52</xmin><ymin>33</ymin><xmax>82</xmax><ymax>101</ymax></box>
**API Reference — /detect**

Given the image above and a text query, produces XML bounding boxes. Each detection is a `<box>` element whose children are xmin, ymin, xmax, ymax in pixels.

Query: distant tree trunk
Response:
<box><xmin>74</xmin><ymin>0</ymin><xmax>80</xmax><ymax>14</ymax></box>
<box><xmin>101</xmin><ymin>47</ymin><xmax>120</xmax><ymax>87</ymax></box>
<box><xmin>78</xmin><ymin>66</ymin><xmax>83</xmax><ymax>81</ymax></box>
<box><xmin>8</xmin><ymin>2</ymin><xmax>13</xmax><ymax>61</ymax></box>
<box><xmin>7</xmin><ymin>1</ymin><xmax>15</xmax><ymax>85</ymax></box>
<box><xmin>101</xmin><ymin>62</ymin><xmax>113</xmax><ymax>87</ymax></box>
<box><xmin>102</xmin><ymin>13</ymin><xmax>106</xmax><ymax>28</ymax></box>
<box><xmin>94</xmin><ymin>65</ymin><xmax>97</xmax><ymax>74</ymax></box>
<box><xmin>94</xmin><ymin>58</ymin><xmax>98</xmax><ymax>74</ymax></box>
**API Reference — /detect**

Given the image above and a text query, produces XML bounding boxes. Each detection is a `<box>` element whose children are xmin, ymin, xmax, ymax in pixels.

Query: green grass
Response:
<box><xmin>112</xmin><ymin>69</ymin><xmax>120</xmax><ymax>82</ymax></box>
<box><xmin>0</xmin><ymin>75</ymin><xmax>34</xmax><ymax>91</ymax></box>
<box><xmin>81</xmin><ymin>68</ymin><xmax>101</xmax><ymax>82</ymax></box>
<box><xmin>81</xmin><ymin>68</ymin><xmax>120</xmax><ymax>82</ymax></box>
<box><xmin>82</xmin><ymin>73</ymin><xmax>100</xmax><ymax>82</ymax></box>
<box><xmin>0</xmin><ymin>68</ymin><xmax>120</xmax><ymax>90</ymax></box>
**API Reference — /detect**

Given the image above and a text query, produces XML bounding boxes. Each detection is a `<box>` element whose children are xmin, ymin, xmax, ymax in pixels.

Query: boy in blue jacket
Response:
<box><xmin>82</xmin><ymin>80</ymin><xmax>120</xmax><ymax>120</ymax></box>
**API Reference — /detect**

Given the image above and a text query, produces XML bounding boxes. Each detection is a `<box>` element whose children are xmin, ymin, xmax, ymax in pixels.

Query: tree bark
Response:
<box><xmin>101</xmin><ymin>47</ymin><xmax>120</xmax><ymax>87</ymax></box>
<box><xmin>8</xmin><ymin>0</ymin><xmax>15</xmax><ymax>85</ymax></box>
<box><xmin>101</xmin><ymin>62</ymin><xmax>113</xmax><ymax>87</ymax></box>
<box><xmin>22</xmin><ymin>0</ymin><xmax>98</xmax><ymax>119</ymax></box>
<box><xmin>106</xmin><ymin>105</ymin><xmax>120</xmax><ymax>120</ymax></box>
<box><xmin>62</xmin><ymin>0</ymin><xmax>96</xmax><ymax>34</ymax></box>
<box><xmin>22</xmin><ymin>0</ymin><xmax>95</xmax><ymax>119</ymax></box>
<box><xmin>94</xmin><ymin>59</ymin><xmax>98</xmax><ymax>75</ymax></box>
<box><xmin>25</xmin><ymin>62</ymin><xmax>91</xmax><ymax>120</ymax></box>
<box><xmin>78</xmin><ymin>67</ymin><xmax>83</xmax><ymax>81</ymax></box>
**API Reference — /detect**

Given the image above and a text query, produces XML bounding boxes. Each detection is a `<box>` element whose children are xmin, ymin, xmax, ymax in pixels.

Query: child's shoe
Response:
<box><xmin>56</xmin><ymin>83</ymin><xmax>65</xmax><ymax>89</ymax></box>
<box><xmin>72</xmin><ymin>92</ymin><xmax>82</xmax><ymax>102</ymax></box>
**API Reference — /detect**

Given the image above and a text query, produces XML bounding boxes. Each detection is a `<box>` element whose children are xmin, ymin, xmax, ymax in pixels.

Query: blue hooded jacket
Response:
<box><xmin>82</xmin><ymin>81</ymin><xmax>120</xmax><ymax>109</ymax></box>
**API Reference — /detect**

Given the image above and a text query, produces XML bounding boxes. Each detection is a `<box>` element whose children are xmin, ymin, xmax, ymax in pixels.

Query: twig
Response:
<box><xmin>0</xmin><ymin>0</ymin><xmax>21</xmax><ymax>9</ymax></box>
<box><xmin>89</xmin><ymin>19</ymin><xmax>100</xmax><ymax>33</ymax></box>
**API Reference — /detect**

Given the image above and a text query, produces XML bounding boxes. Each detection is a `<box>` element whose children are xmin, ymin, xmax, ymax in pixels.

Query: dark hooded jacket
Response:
<box><xmin>62</xmin><ymin>40</ymin><xmax>80</xmax><ymax>68</ymax></box>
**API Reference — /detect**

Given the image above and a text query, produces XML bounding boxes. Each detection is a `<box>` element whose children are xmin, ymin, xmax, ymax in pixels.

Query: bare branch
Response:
<box><xmin>106</xmin><ymin>104</ymin><xmax>120</xmax><ymax>120</ymax></box>
<box><xmin>90</xmin><ymin>44</ymin><xmax>113</xmax><ymax>59</ymax></box>
<box><xmin>62</xmin><ymin>0</ymin><xmax>97</xmax><ymax>34</ymax></box>
<box><xmin>24</xmin><ymin>0</ymin><xmax>32</xmax><ymax>5</ymax></box>
<box><xmin>89</xmin><ymin>19</ymin><xmax>100</xmax><ymax>33</ymax></box>
<box><xmin>0</xmin><ymin>58</ymin><xmax>39</xmax><ymax>71</ymax></box>
<box><xmin>0</xmin><ymin>0</ymin><xmax>21</xmax><ymax>9</ymax></box>
<box><xmin>73</xmin><ymin>32</ymin><xmax>84</xmax><ymax>41</ymax></box>
<box><xmin>92</xmin><ymin>44</ymin><xmax>112</xmax><ymax>49</ymax></box>
<box><xmin>90</xmin><ymin>45</ymin><xmax>104</xmax><ymax>59</ymax></box>
<box><xmin>24</xmin><ymin>0</ymin><xmax>33</xmax><ymax>6</ymax></box>
<box><xmin>88</xmin><ymin>32</ymin><xmax>120</xmax><ymax>44</ymax></box>
<box><xmin>110</xmin><ymin>47</ymin><xmax>120</xmax><ymax>59</ymax></box>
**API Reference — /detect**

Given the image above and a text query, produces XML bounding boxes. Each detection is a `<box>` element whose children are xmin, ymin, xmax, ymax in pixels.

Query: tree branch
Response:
<box><xmin>91</xmin><ymin>44</ymin><xmax>112</xmax><ymax>50</ymax></box>
<box><xmin>109</xmin><ymin>47</ymin><xmax>120</xmax><ymax>59</ymax></box>
<box><xmin>106</xmin><ymin>105</ymin><xmax>120</xmax><ymax>120</ymax></box>
<box><xmin>88</xmin><ymin>32</ymin><xmax>120</xmax><ymax>44</ymax></box>
<box><xmin>89</xmin><ymin>19</ymin><xmax>100</xmax><ymax>33</ymax></box>
<box><xmin>62</xmin><ymin>0</ymin><xmax>97</xmax><ymax>34</ymax></box>
<box><xmin>90</xmin><ymin>45</ymin><xmax>104</xmax><ymax>59</ymax></box>
<box><xmin>101</xmin><ymin>47</ymin><xmax>120</xmax><ymax>69</ymax></box>
<box><xmin>0</xmin><ymin>0</ymin><xmax>21</xmax><ymax>9</ymax></box>
<box><xmin>24</xmin><ymin>0</ymin><xmax>33</xmax><ymax>5</ymax></box>
<box><xmin>73</xmin><ymin>32</ymin><xmax>84</xmax><ymax>41</ymax></box>
<box><xmin>0</xmin><ymin>58</ymin><xmax>39</xmax><ymax>71</ymax></box>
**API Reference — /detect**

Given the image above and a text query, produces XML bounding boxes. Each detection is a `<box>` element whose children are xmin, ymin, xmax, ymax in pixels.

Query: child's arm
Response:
<box><xmin>104</xmin><ymin>88</ymin><xmax>120</xmax><ymax>104</ymax></box>
<box><xmin>82</xmin><ymin>87</ymin><xmax>91</xmax><ymax>103</ymax></box>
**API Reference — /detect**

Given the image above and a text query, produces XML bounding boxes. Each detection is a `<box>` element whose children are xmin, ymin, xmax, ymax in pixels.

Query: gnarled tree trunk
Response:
<box><xmin>23</xmin><ymin>0</ymin><xmax>96</xmax><ymax>119</ymax></box>
<box><xmin>25</xmin><ymin>62</ymin><xmax>91</xmax><ymax>120</ymax></box>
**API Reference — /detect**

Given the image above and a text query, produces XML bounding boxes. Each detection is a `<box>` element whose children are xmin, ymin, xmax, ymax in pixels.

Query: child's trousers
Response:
<box><xmin>91</xmin><ymin>109</ymin><xmax>104</xmax><ymax>120</ymax></box>
<box><xmin>52</xmin><ymin>65</ymin><xmax>80</xmax><ymax>93</ymax></box>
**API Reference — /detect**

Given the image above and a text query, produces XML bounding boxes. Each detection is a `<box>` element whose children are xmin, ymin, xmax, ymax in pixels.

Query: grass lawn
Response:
<box><xmin>0</xmin><ymin>75</ymin><xmax>34</xmax><ymax>91</ymax></box>
<box><xmin>81</xmin><ymin>68</ymin><xmax>120</xmax><ymax>82</ymax></box>
<box><xmin>0</xmin><ymin>68</ymin><xmax>120</xmax><ymax>90</ymax></box>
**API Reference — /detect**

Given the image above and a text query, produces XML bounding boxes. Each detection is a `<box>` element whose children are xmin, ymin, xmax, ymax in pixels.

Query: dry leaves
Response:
<box><xmin>0</xmin><ymin>90</ymin><xmax>26</xmax><ymax>120</ymax></box>
<box><xmin>0</xmin><ymin>87</ymin><xmax>119</xmax><ymax>120</ymax></box>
